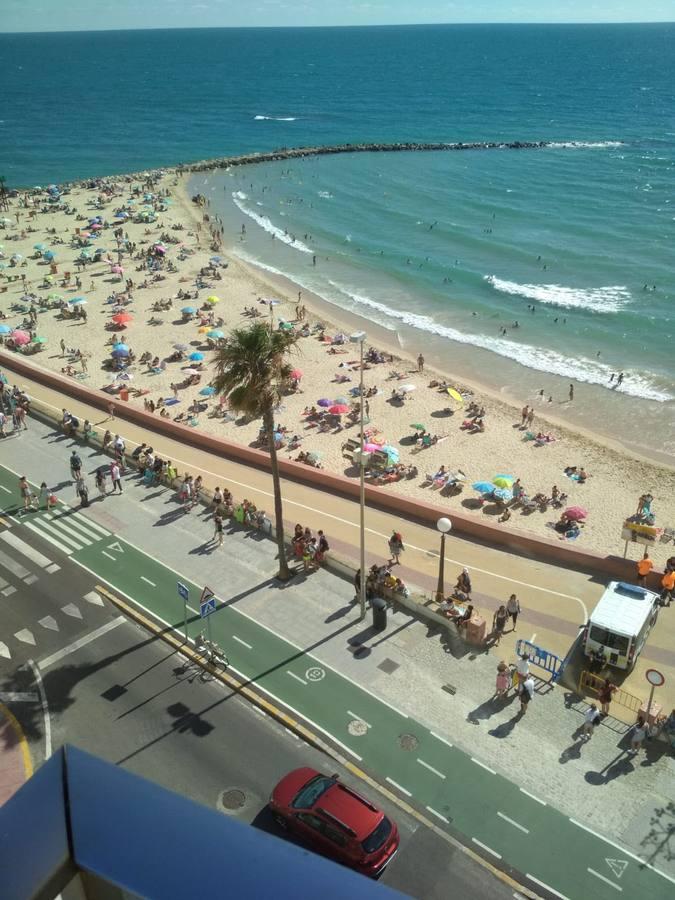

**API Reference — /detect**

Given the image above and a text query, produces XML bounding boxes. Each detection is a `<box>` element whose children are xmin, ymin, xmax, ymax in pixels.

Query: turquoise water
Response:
<box><xmin>2</xmin><ymin>24</ymin><xmax>674</xmax><ymax>451</ymax></box>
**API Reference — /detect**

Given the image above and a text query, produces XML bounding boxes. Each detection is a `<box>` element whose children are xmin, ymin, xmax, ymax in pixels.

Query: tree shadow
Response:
<box><xmin>639</xmin><ymin>800</ymin><xmax>675</xmax><ymax>869</ymax></box>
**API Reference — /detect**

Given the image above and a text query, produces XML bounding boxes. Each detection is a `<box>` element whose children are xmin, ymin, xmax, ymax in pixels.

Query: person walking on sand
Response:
<box><xmin>506</xmin><ymin>594</ymin><xmax>520</xmax><ymax>631</ymax></box>
<box><xmin>568</xmin><ymin>384</ymin><xmax>574</xmax><ymax>401</ymax></box>
<box><xmin>388</xmin><ymin>530</ymin><xmax>404</xmax><ymax>565</ymax></box>
<box><xmin>60</xmin><ymin>338</ymin><xmax>66</xmax><ymax>358</ymax></box>
<box><xmin>636</xmin><ymin>550</ymin><xmax>653</xmax><ymax>587</ymax></box>
<box><xmin>520</xmin><ymin>405</ymin><xmax>529</xmax><ymax>427</ymax></box>
<box><xmin>582</xmin><ymin>703</ymin><xmax>601</xmax><ymax>740</ymax></box>
<box><xmin>417</xmin><ymin>353</ymin><xmax>425</xmax><ymax>373</ymax></box>
<box><xmin>519</xmin><ymin>675</ymin><xmax>535</xmax><ymax>715</ymax></box>
<box><xmin>525</xmin><ymin>408</ymin><xmax>535</xmax><ymax>428</ymax></box>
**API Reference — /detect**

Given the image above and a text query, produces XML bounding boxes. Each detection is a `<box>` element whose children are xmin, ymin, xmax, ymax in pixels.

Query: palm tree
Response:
<box><xmin>212</xmin><ymin>321</ymin><xmax>299</xmax><ymax>580</ymax></box>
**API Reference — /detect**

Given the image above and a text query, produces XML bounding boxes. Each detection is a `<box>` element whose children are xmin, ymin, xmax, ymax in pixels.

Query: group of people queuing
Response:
<box><xmin>292</xmin><ymin>524</ymin><xmax>330</xmax><ymax>571</ymax></box>
<box><xmin>0</xmin><ymin>384</ymin><xmax>30</xmax><ymax>436</ymax></box>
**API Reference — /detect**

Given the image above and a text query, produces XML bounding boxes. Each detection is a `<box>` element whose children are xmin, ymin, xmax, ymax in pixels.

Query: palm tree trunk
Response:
<box><xmin>263</xmin><ymin>405</ymin><xmax>291</xmax><ymax>580</ymax></box>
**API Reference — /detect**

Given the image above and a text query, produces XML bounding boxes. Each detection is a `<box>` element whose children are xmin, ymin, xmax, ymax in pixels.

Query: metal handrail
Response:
<box><xmin>578</xmin><ymin>670</ymin><xmax>642</xmax><ymax>712</ymax></box>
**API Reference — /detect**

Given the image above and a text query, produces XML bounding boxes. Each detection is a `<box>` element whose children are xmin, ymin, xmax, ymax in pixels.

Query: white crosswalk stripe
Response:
<box><xmin>19</xmin><ymin>510</ymin><xmax>111</xmax><ymax>556</ymax></box>
<box><xmin>48</xmin><ymin>511</ymin><xmax>111</xmax><ymax>539</ymax></box>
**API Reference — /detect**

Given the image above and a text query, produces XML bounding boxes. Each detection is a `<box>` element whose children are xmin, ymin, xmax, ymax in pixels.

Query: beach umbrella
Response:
<box><xmin>198</xmin><ymin>326</ymin><xmax>210</xmax><ymax>334</ymax></box>
<box><xmin>333</xmin><ymin>396</ymin><xmax>350</xmax><ymax>406</ymax></box>
<box><xmin>328</xmin><ymin>404</ymin><xmax>350</xmax><ymax>415</ymax></box>
<box><xmin>381</xmin><ymin>445</ymin><xmax>400</xmax><ymax>461</ymax></box>
<box><xmin>111</xmin><ymin>264</ymin><xmax>123</xmax><ymax>274</ymax></box>
<box><xmin>363</xmin><ymin>442</ymin><xmax>381</xmax><ymax>453</ymax></box>
<box><xmin>207</xmin><ymin>329</ymin><xmax>224</xmax><ymax>339</ymax></box>
<box><xmin>0</xmin><ymin>324</ymin><xmax>12</xmax><ymax>334</ymax></box>
<box><xmin>206</xmin><ymin>295</ymin><xmax>220</xmax><ymax>304</ymax></box>
<box><xmin>493</xmin><ymin>487</ymin><xmax>513</xmax><ymax>502</ymax></box>
<box><xmin>290</xmin><ymin>369</ymin><xmax>303</xmax><ymax>380</ymax></box>
<box><xmin>189</xmin><ymin>351</ymin><xmax>204</xmax><ymax>361</ymax></box>
<box><xmin>181</xmin><ymin>306</ymin><xmax>196</xmax><ymax>314</ymax></box>
<box><xmin>112</xmin><ymin>342</ymin><xmax>129</xmax><ymax>352</ymax></box>
<box><xmin>410</xmin><ymin>423</ymin><xmax>426</xmax><ymax>430</ymax></box>
<box><xmin>91</xmin><ymin>223</ymin><xmax>102</xmax><ymax>230</ymax></box>
<box><xmin>492</xmin><ymin>476</ymin><xmax>514</xmax><ymax>488</ymax></box>
<box><xmin>317</xmin><ymin>398</ymin><xmax>333</xmax><ymax>407</ymax></box>
<box><xmin>112</xmin><ymin>312</ymin><xmax>132</xmax><ymax>324</ymax></box>
<box><xmin>400</xmin><ymin>384</ymin><xmax>416</xmax><ymax>393</ymax></box>
<box><xmin>44</xmin><ymin>250</ymin><xmax>55</xmax><ymax>260</ymax></box>
<box><xmin>44</xmin><ymin>275</ymin><xmax>54</xmax><ymax>283</ymax></box>
<box><xmin>280</xmin><ymin>321</ymin><xmax>294</xmax><ymax>331</ymax></box>
<box><xmin>200</xmin><ymin>386</ymin><xmax>216</xmax><ymax>396</ymax></box>
<box><xmin>112</xmin><ymin>347</ymin><xmax>130</xmax><ymax>357</ymax></box>
<box><xmin>210</xmin><ymin>256</ymin><xmax>222</xmax><ymax>263</ymax></box>
<box><xmin>33</xmin><ymin>243</ymin><xmax>46</xmax><ymax>251</ymax></box>
<box><xmin>446</xmin><ymin>387</ymin><xmax>464</xmax><ymax>404</ymax></box>
<box><xmin>173</xmin><ymin>342</ymin><xmax>189</xmax><ymax>351</ymax></box>
<box><xmin>11</xmin><ymin>253</ymin><xmax>23</xmax><ymax>261</ymax></box>
<box><xmin>12</xmin><ymin>330</ymin><xmax>30</xmax><ymax>346</ymax></box>
<box><xmin>31</xmin><ymin>336</ymin><xmax>47</xmax><ymax>344</ymax></box>
<box><xmin>68</xmin><ymin>297</ymin><xmax>87</xmax><ymax>305</ymax></box>
<box><xmin>472</xmin><ymin>481</ymin><xmax>496</xmax><ymax>494</ymax></box>
<box><xmin>564</xmin><ymin>506</ymin><xmax>588</xmax><ymax>521</ymax></box>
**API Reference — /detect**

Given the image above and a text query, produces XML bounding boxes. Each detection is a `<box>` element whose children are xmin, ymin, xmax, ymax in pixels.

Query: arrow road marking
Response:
<box><xmin>61</xmin><ymin>603</ymin><xmax>83</xmax><ymax>619</ymax></box>
<box><xmin>38</xmin><ymin>616</ymin><xmax>59</xmax><ymax>631</ymax></box>
<box><xmin>84</xmin><ymin>590</ymin><xmax>104</xmax><ymax>606</ymax></box>
<box><xmin>15</xmin><ymin>629</ymin><xmax>36</xmax><ymax>645</ymax></box>
<box><xmin>0</xmin><ymin>642</ymin><xmax>10</xmax><ymax>659</ymax></box>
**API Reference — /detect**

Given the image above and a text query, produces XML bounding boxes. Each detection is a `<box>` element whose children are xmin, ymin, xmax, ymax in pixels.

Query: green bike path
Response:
<box><xmin>0</xmin><ymin>469</ymin><xmax>672</xmax><ymax>899</ymax></box>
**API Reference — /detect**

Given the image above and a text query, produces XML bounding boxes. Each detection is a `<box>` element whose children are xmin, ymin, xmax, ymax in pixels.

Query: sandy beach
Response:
<box><xmin>1</xmin><ymin>171</ymin><xmax>673</xmax><ymax>561</ymax></box>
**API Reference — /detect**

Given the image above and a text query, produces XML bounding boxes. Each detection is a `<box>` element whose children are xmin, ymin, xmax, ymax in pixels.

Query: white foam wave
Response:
<box><xmin>548</xmin><ymin>141</ymin><xmax>623</xmax><ymax>149</ymax></box>
<box><xmin>254</xmin><ymin>115</ymin><xmax>297</xmax><ymax>121</ymax></box>
<box><xmin>233</xmin><ymin>190</ymin><xmax>248</xmax><ymax>201</ymax></box>
<box><xmin>326</xmin><ymin>280</ymin><xmax>672</xmax><ymax>402</ymax></box>
<box><xmin>231</xmin><ymin>193</ymin><xmax>312</xmax><ymax>254</ymax></box>
<box><xmin>485</xmin><ymin>276</ymin><xmax>630</xmax><ymax>313</ymax></box>
<box><xmin>318</xmin><ymin>191</ymin><xmax>333</xmax><ymax>199</ymax></box>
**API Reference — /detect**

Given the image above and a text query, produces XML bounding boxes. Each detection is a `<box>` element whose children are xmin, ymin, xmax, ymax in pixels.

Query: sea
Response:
<box><xmin>2</xmin><ymin>24</ymin><xmax>674</xmax><ymax>461</ymax></box>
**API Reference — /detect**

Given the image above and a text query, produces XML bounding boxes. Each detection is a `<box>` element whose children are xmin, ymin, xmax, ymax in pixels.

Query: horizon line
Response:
<box><xmin>2</xmin><ymin>20</ymin><xmax>675</xmax><ymax>35</ymax></box>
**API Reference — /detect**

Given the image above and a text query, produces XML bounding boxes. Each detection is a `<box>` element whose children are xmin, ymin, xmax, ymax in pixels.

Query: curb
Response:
<box><xmin>94</xmin><ymin>583</ymin><xmax>541</xmax><ymax>899</ymax></box>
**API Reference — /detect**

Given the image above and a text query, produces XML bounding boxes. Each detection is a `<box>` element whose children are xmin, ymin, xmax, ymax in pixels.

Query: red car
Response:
<box><xmin>269</xmin><ymin>767</ymin><xmax>399</xmax><ymax>877</ymax></box>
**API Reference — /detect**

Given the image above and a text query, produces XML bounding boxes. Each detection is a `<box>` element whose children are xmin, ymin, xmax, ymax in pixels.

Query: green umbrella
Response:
<box><xmin>48</xmin><ymin>292</ymin><xmax>63</xmax><ymax>301</ymax></box>
<box><xmin>31</xmin><ymin>336</ymin><xmax>47</xmax><ymax>344</ymax></box>
<box><xmin>410</xmin><ymin>423</ymin><xmax>426</xmax><ymax>430</ymax></box>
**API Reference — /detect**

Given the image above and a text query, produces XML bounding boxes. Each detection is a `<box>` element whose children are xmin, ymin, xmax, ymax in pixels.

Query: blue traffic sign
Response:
<box><xmin>200</xmin><ymin>596</ymin><xmax>216</xmax><ymax>618</ymax></box>
<box><xmin>177</xmin><ymin>582</ymin><xmax>189</xmax><ymax>602</ymax></box>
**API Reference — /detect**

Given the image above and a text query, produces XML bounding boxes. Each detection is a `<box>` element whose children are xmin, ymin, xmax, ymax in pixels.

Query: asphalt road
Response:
<box><xmin>0</xmin><ymin>520</ymin><xmax>514</xmax><ymax>900</ymax></box>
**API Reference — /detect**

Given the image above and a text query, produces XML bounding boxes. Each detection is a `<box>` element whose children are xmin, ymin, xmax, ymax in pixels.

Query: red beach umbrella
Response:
<box><xmin>112</xmin><ymin>312</ymin><xmax>133</xmax><ymax>325</ymax></box>
<box><xmin>564</xmin><ymin>506</ymin><xmax>588</xmax><ymax>521</ymax></box>
<box><xmin>328</xmin><ymin>404</ymin><xmax>350</xmax><ymax>415</ymax></box>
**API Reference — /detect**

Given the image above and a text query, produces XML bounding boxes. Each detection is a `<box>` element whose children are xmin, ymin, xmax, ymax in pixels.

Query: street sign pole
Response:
<box><xmin>177</xmin><ymin>582</ymin><xmax>190</xmax><ymax>643</ymax></box>
<box><xmin>644</xmin><ymin>668</ymin><xmax>665</xmax><ymax>727</ymax></box>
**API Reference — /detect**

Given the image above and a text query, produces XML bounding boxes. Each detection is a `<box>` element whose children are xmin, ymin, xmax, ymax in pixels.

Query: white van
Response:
<box><xmin>583</xmin><ymin>581</ymin><xmax>660</xmax><ymax>670</ymax></box>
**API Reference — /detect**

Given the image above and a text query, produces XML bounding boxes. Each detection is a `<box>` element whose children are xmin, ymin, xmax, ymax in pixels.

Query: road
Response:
<box><xmin>0</xmin><ymin>428</ymin><xmax>672</xmax><ymax>900</ymax></box>
<box><xmin>0</xmin><ymin>528</ymin><xmax>512</xmax><ymax>900</ymax></box>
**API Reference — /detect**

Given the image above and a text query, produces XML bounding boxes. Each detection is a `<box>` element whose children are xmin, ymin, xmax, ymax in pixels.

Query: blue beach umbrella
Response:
<box><xmin>44</xmin><ymin>250</ymin><xmax>55</xmax><ymax>260</ymax></box>
<box><xmin>189</xmin><ymin>351</ymin><xmax>204</xmax><ymax>361</ymax></box>
<box><xmin>112</xmin><ymin>343</ymin><xmax>129</xmax><ymax>353</ymax></box>
<box><xmin>207</xmin><ymin>329</ymin><xmax>224</xmax><ymax>339</ymax></box>
<box><xmin>472</xmin><ymin>481</ymin><xmax>496</xmax><ymax>494</ymax></box>
<box><xmin>0</xmin><ymin>324</ymin><xmax>12</xmax><ymax>334</ymax></box>
<box><xmin>33</xmin><ymin>243</ymin><xmax>46</xmax><ymax>251</ymax></box>
<box><xmin>181</xmin><ymin>306</ymin><xmax>196</xmax><ymax>314</ymax></box>
<box><xmin>334</xmin><ymin>396</ymin><xmax>350</xmax><ymax>406</ymax></box>
<box><xmin>381</xmin><ymin>445</ymin><xmax>400</xmax><ymax>461</ymax></box>
<box><xmin>492</xmin><ymin>487</ymin><xmax>513</xmax><ymax>502</ymax></box>
<box><xmin>199</xmin><ymin>386</ymin><xmax>216</xmax><ymax>396</ymax></box>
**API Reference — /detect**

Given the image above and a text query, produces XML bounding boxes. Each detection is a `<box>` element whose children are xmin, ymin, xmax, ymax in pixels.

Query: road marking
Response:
<box><xmin>83</xmin><ymin>590</ymin><xmax>104</xmax><ymax>606</ymax></box>
<box><xmin>284</xmin><ymin>727</ymin><xmax>300</xmax><ymax>741</ymax></box>
<box><xmin>347</xmin><ymin>710</ymin><xmax>371</xmax><ymax>728</ymax></box>
<box><xmin>0</xmin><ymin>548</ymin><xmax>31</xmax><ymax>579</ymax></box>
<box><xmin>46</xmin><ymin>563</ymin><xmax>60</xmax><ymax>573</ymax></box>
<box><xmin>426</xmin><ymin>806</ymin><xmax>450</xmax><ymax>824</ymax></box>
<box><xmin>588</xmin><ymin>868</ymin><xmax>622</xmax><ymax>892</ymax></box>
<box><xmin>15</xmin><ymin>629</ymin><xmax>36</xmax><ymax>645</ymax></box>
<box><xmin>38</xmin><ymin>616</ymin><xmax>59</xmax><ymax>631</ymax></box>
<box><xmin>61</xmin><ymin>603</ymin><xmax>83</xmax><ymax>619</ymax></box>
<box><xmin>232</xmin><ymin>635</ymin><xmax>252</xmax><ymax>649</ymax></box>
<box><xmin>286</xmin><ymin>670</ymin><xmax>308</xmax><ymax>686</ymax></box>
<box><xmin>69</xmin><ymin>513</ymin><xmax>110</xmax><ymax>537</ymax></box>
<box><xmin>101</xmin><ymin>550</ymin><xmax>116</xmax><ymax>561</ymax></box>
<box><xmin>570</xmin><ymin>819</ymin><xmax>675</xmax><ymax>886</ymax></box>
<box><xmin>526</xmin><ymin>874</ymin><xmax>569</xmax><ymax>899</ymax></box>
<box><xmin>529</xmin><ymin>633</ymin><xmax>536</xmax><ymax>643</ymax></box>
<box><xmin>520</xmin><ymin>788</ymin><xmax>547</xmax><ymax>806</ymax></box>
<box><xmin>385</xmin><ymin>777</ymin><xmax>412</xmax><ymax>797</ymax></box>
<box><xmin>46</xmin><ymin>518</ymin><xmax>92</xmax><ymax>546</ymax></box>
<box><xmin>39</xmin><ymin>616</ymin><xmax>126</xmax><ymax>669</ymax></box>
<box><xmin>497</xmin><ymin>812</ymin><xmax>529</xmax><ymax>834</ymax></box>
<box><xmin>32</xmin><ymin>519</ymin><xmax>82</xmax><ymax>551</ymax></box>
<box><xmin>53</xmin><ymin>514</ymin><xmax>101</xmax><ymax>542</ymax></box>
<box><xmin>107</xmin><ymin>541</ymin><xmax>125</xmax><ymax>553</ymax></box>
<box><xmin>0</xmin><ymin>485</ymin><xmax>11</xmax><ymax>493</ymax></box>
<box><xmin>1</xmin><ymin>585</ymin><xmax>16</xmax><ymax>597</ymax></box>
<box><xmin>0</xmin><ymin>691</ymin><xmax>39</xmax><ymax>702</ymax></box>
<box><xmin>0</xmin><ymin>531</ymin><xmax>53</xmax><ymax>568</ymax></box>
<box><xmin>430</xmin><ymin>730</ymin><xmax>454</xmax><ymax>748</ymax></box>
<box><xmin>23</xmin><ymin>521</ymin><xmax>73</xmax><ymax>555</ymax></box>
<box><xmin>417</xmin><ymin>758</ymin><xmax>446</xmax><ymax>779</ymax></box>
<box><xmin>471</xmin><ymin>757</ymin><xmax>496</xmax><ymax>775</ymax></box>
<box><xmin>28</xmin><ymin>659</ymin><xmax>51</xmax><ymax>758</ymax></box>
<box><xmin>24</xmin><ymin>574</ymin><xmax>38</xmax><ymax>586</ymax></box>
<box><xmin>0</xmin><ymin>642</ymin><xmax>10</xmax><ymax>659</ymax></box>
<box><xmin>140</xmin><ymin>576</ymin><xmax>156</xmax><ymax>587</ymax></box>
<box><xmin>606</xmin><ymin>859</ymin><xmax>628</xmax><ymax>879</ymax></box>
<box><xmin>472</xmin><ymin>838</ymin><xmax>501</xmax><ymax>859</ymax></box>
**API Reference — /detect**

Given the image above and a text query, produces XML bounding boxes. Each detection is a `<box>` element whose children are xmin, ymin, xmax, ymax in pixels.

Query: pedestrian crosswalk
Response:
<box><xmin>20</xmin><ymin>509</ymin><xmax>111</xmax><ymax>555</ymax></box>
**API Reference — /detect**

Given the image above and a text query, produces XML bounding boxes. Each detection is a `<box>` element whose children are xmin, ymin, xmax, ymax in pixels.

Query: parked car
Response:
<box><xmin>269</xmin><ymin>767</ymin><xmax>399</xmax><ymax>877</ymax></box>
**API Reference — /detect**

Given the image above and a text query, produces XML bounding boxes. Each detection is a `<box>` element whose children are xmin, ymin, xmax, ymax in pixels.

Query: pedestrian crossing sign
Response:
<box><xmin>200</xmin><ymin>585</ymin><xmax>217</xmax><ymax>618</ymax></box>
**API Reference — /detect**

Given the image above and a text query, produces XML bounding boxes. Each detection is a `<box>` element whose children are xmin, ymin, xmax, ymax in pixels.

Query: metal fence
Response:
<box><xmin>578</xmin><ymin>670</ymin><xmax>643</xmax><ymax>712</ymax></box>
<box><xmin>515</xmin><ymin>639</ymin><xmax>563</xmax><ymax>681</ymax></box>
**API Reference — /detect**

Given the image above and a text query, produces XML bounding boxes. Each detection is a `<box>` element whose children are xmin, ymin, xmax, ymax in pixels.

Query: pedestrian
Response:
<box><xmin>417</xmin><ymin>353</ymin><xmax>424</xmax><ymax>373</ymax></box>
<box><xmin>212</xmin><ymin>486</ymin><xmax>223</xmax><ymax>514</ymax></box>
<box><xmin>38</xmin><ymin>481</ymin><xmax>49</xmax><ymax>510</ymax></box>
<box><xmin>388</xmin><ymin>530</ymin><xmax>404</xmax><ymax>565</ymax></box>
<box><xmin>0</xmin><ymin>410</ymin><xmax>6</xmax><ymax>438</ymax></box>
<box><xmin>315</xmin><ymin>529</ymin><xmax>329</xmax><ymax>565</ymax></box>
<box><xmin>630</xmin><ymin>717</ymin><xmax>648</xmax><ymax>754</ymax></box>
<box><xmin>14</xmin><ymin>404</ymin><xmax>27</xmax><ymax>431</ymax></box>
<box><xmin>69</xmin><ymin>450</ymin><xmax>82</xmax><ymax>481</ymax></box>
<box><xmin>519</xmin><ymin>675</ymin><xmax>535</xmax><ymax>714</ymax></box>
<box><xmin>102</xmin><ymin>429</ymin><xmax>113</xmax><ymax>453</ymax></box>
<box><xmin>455</xmin><ymin>567</ymin><xmax>472</xmax><ymax>598</ymax></box>
<box><xmin>95</xmin><ymin>468</ymin><xmax>106</xmax><ymax>497</ymax></box>
<box><xmin>60</xmin><ymin>338</ymin><xmax>66</xmax><ymax>357</ymax></box>
<box><xmin>506</xmin><ymin>594</ymin><xmax>520</xmax><ymax>631</ymax></box>
<box><xmin>525</xmin><ymin>408</ymin><xmax>535</xmax><ymax>428</ymax></box>
<box><xmin>582</xmin><ymin>704</ymin><xmax>601</xmax><ymax>740</ymax></box>
<box><xmin>110</xmin><ymin>461</ymin><xmax>122</xmax><ymax>494</ymax></box>
<box><xmin>492</xmin><ymin>605</ymin><xmax>508</xmax><ymax>645</ymax></box>
<box><xmin>495</xmin><ymin>661</ymin><xmax>510</xmax><ymax>698</ymax></box>
<box><xmin>77</xmin><ymin>476</ymin><xmax>90</xmax><ymax>508</ymax></box>
<box><xmin>520</xmin><ymin>405</ymin><xmax>529</xmax><ymax>427</ymax></box>
<box><xmin>213</xmin><ymin>512</ymin><xmax>224</xmax><ymax>546</ymax></box>
<box><xmin>660</xmin><ymin>568</ymin><xmax>674</xmax><ymax>607</ymax></box>
<box><xmin>108</xmin><ymin>401</ymin><xmax>115</xmax><ymax>421</ymax></box>
<box><xmin>354</xmin><ymin>568</ymin><xmax>361</xmax><ymax>602</ymax></box>
<box><xmin>636</xmin><ymin>550</ymin><xmax>653</xmax><ymax>587</ymax></box>
<box><xmin>514</xmin><ymin>653</ymin><xmax>530</xmax><ymax>691</ymax></box>
<box><xmin>598</xmin><ymin>678</ymin><xmax>617</xmax><ymax>716</ymax></box>
<box><xmin>568</xmin><ymin>384</ymin><xmax>574</xmax><ymax>401</ymax></box>
<box><xmin>19</xmin><ymin>475</ymin><xmax>31</xmax><ymax>512</ymax></box>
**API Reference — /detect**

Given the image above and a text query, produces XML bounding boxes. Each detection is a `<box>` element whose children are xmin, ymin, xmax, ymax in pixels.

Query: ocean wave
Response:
<box><xmin>326</xmin><ymin>280</ymin><xmax>672</xmax><ymax>402</ymax></box>
<box><xmin>254</xmin><ymin>115</ymin><xmax>297</xmax><ymax>121</ymax></box>
<box><xmin>485</xmin><ymin>276</ymin><xmax>630</xmax><ymax>313</ymax></box>
<box><xmin>231</xmin><ymin>193</ymin><xmax>312</xmax><ymax>254</ymax></box>
<box><xmin>318</xmin><ymin>190</ymin><xmax>333</xmax><ymax>199</ymax></box>
<box><xmin>547</xmin><ymin>141</ymin><xmax>623</xmax><ymax>149</ymax></box>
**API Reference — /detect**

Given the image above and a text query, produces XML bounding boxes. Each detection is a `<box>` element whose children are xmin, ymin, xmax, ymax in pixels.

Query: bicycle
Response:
<box><xmin>195</xmin><ymin>630</ymin><xmax>229</xmax><ymax>679</ymax></box>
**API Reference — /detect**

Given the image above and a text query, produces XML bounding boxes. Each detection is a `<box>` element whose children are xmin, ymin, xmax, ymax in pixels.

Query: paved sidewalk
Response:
<box><xmin>0</xmin><ymin>706</ymin><xmax>32</xmax><ymax>807</ymax></box>
<box><xmin>1</xmin><ymin>416</ymin><xmax>674</xmax><ymax>883</ymax></box>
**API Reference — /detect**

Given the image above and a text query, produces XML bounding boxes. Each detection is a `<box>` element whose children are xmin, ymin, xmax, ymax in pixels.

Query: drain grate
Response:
<box><xmin>220</xmin><ymin>789</ymin><xmax>246</xmax><ymax>810</ymax></box>
<box><xmin>378</xmin><ymin>658</ymin><xmax>400</xmax><ymax>675</ymax></box>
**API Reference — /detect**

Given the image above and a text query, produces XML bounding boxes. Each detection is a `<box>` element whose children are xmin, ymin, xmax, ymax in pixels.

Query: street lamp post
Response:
<box><xmin>435</xmin><ymin>517</ymin><xmax>452</xmax><ymax>601</ymax></box>
<box><xmin>350</xmin><ymin>331</ymin><xmax>368</xmax><ymax>620</ymax></box>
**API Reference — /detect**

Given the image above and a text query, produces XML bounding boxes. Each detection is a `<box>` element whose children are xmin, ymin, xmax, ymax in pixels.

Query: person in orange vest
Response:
<box><xmin>660</xmin><ymin>568</ymin><xmax>675</xmax><ymax>607</ymax></box>
<box><xmin>636</xmin><ymin>550</ymin><xmax>654</xmax><ymax>587</ymax></box>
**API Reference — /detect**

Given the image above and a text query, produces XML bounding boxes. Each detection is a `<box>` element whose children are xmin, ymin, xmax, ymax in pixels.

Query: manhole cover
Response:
<box><xmin>348</xmin><ymin>719</ymin><xmax>368</xmax><ymax>736</ymax></box>
<box><xmin>220</xmin><ymin>789</ymin><xmax>246</xmax><ymax>810</ymax></box>
<box><xmin>398</xmin><ymin>733</ymin><xmax>419</xmax><ymax>751</ymax></box>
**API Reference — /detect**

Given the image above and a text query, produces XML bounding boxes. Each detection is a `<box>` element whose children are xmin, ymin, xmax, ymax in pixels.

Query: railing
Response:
<box><xmin>578</xmin><ymin>670</ymin><xmax>643</xmax><ymax>712</ymax></box>
<box><xmin>515</xmin><ymin>639</ymin><xmax>563</xmax><ymax>681</ymax></box>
